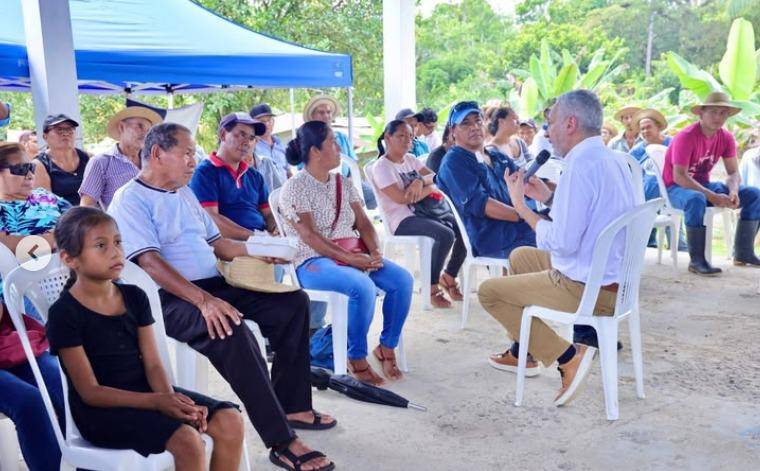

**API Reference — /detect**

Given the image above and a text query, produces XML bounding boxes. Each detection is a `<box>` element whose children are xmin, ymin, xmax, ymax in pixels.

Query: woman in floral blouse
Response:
<box><xmin>278</xmin><ymin>122</ymin><xmax>413</xmax><ymax>386</ymax></box>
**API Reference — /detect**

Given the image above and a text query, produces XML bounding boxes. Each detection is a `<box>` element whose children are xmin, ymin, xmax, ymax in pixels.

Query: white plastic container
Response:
<box><xmin>245</xmin><ymin>233</ymin><xmax>299</xmax><ymax>261</ymax></box>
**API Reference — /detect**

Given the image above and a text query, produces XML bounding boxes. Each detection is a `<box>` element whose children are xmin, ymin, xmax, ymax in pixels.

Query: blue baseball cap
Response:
<box><xmin>447</xmin><ymin>101</ymin><xmax>482</xmax><ymax>126</ymax></box>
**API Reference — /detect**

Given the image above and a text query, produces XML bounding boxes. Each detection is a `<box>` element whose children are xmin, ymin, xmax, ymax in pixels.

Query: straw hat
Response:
<box><xmin>107</xmin><ymin>106</ymin><xmax>163</xmax><ymax>140</ymax></box>
<box><xmin>602</xmin><ymin>121</ymin><xmax>618</xmax><ymax>138</ymax></box>
<box><xmin>613</xmin><ymin>106</ymin><xmax>642</xmax><ymax>122</ymax></box>
<box><xmin>691</xmin><ymin>91</ymin><xmax>741</xmax><ymax>116</ymax></box>
<box><xmin>217</xmin><ymin>257</ymin><xmax>299</xmax><ymax>294</ymax></box>
<box><xmin>303</xmin><ymin>95</ymin><xmax>340</xmax><ymax>122</ymax></box>
<box><xmin>632</xmin><ymin>109</ymin><xmax>668</xmax><ymax>134</ymax></box>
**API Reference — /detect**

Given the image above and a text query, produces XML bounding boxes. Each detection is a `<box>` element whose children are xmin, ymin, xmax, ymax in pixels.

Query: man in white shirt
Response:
<box><xmin>478</xmin><ymin>90</ymin><xmax>636</xmax><ymax>406</ymax></box>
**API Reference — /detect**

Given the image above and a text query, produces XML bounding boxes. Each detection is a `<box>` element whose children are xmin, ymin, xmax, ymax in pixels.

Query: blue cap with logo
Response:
<box><xmin>447</xmin><ymin>101</ymin><xmax>482</xmax><ymax>126</ymax></box>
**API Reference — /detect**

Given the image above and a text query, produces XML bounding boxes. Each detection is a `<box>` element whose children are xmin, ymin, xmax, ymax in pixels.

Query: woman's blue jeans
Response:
<box><xmin>297</xmin><ymin>257</ymin><xmax>413</xmax><ymax>360</ymax></box>
<box><xmin>0</xmin><ymin>352</ymin><xmax>64</xmax><ymax>471</ymax></box>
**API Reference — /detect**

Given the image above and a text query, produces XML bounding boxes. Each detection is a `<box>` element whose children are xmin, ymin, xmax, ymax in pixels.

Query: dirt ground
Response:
<box><xmin>201</xmin><ymin>249</ymin><xmax>760</xmax><ymax>471</ymax></box>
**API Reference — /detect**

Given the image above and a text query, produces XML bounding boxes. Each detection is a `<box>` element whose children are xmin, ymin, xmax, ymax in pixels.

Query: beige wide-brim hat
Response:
<box><xmin>217</xmin><ymin>257</ymin><xmax>299</xmax><ymax>294</ymax></box>
<box><xmin>691</xmin><ymin>91</ymin><xmax>741</xmax><ymax>117</ymax></box>
<box><xmin>303</xmin><ymin>95</ymin><xmax>340</xmax><ymax>122</ymax></box>
<box><xmin>632</xmin><ymin>108</ymin><xmax>668</xmax><ymax>134</ymax></box>
<box><xmin>613</xmin><ymin>105</ymin><xmax>642</xmax><ymax>122</ymax></box>
<box><xmin>107</xmin><ymin>107</ymin><xmax>163</xmax><ymax>140</ymax></box>
<box><xmin>602</xmin><ymin>121</ymin><xmax>619</xmax><ymax>138</ymax></box>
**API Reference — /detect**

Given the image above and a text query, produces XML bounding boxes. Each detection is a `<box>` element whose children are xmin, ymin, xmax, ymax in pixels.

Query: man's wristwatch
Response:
<box><xmin>545</xmin><ymin>192</ymin><xmax>555</xmax><ymax>207</ymax></box>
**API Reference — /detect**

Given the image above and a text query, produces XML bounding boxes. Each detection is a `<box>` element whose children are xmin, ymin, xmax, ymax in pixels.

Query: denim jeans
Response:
<box><xmin>361</xmin><ymin>180</ymin><xmax>378</xmax><ymax>210</ymax></box>
<box><xmin>0</xmin><ymin>351</ymin><xmax>64</xmax><ymax>471</ymax></box>
<box><xmin>296</xmin><ymin>257</ymin><xmax>413</xmax><ymax>359</ymax></box>
<box><xmin>643</xmin><ymin>174</ymin><xmax>660</xmax><ymax>201</ymax></box>
<box><xmin>667</xmin><ymin>182</ymin><xmax>760</xmax><ymax>228</ymax></box>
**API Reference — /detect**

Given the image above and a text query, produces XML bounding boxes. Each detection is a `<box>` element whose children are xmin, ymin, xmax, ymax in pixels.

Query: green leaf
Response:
<box><xmin>579</xmin><ymin>62</ymin><xmax>607</xmax><ymax>90</ymax></box>
<box><xmin>561</xmin><ymin>49</ymin><xmax>574</xmax><ymax>66</ymax></box>
<box><xmin>719</xmin><ymin>18</ymin><xmax>757</xmax><ymax>101</ymax></box>
<box><xmin>667</xmin><ymin>52</ymin><xmax>723</xmax><ymax>100</ymax></box>
<box><xmin>520</xmin><ymin>77</ymin><xmax>540</xmax><ymax>118</ymax></box>
<box><xmin>554</xmin><ymin>62</ymin><xmax>579</xmax><ymax>97</ymax></box>
<box><xmin>529</xmin><ymin>54</ymin><xmax>550</xmax><ymax>100</ymax></box>
<box><xmin>733</xmin><ymin>99</ymin><xmax>760</xmax><ymax>119</ymax></box>
<box><xmin>539</xmin><ymin>39</ymin><xmax>556</xmax><ymax>90</ymax></box>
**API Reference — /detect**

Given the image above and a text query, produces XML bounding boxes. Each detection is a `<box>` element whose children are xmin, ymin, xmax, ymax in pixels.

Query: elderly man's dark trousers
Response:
<box><xmin>159</xmin><ymin>276</ymin><xmax>311</xmax><ymax>448</ymax></box>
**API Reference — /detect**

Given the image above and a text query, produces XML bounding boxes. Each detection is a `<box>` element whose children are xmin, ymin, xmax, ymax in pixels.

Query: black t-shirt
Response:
<box><xmin>46</xmin><ymin>283</ymin><xmax>155</xmax><ymax>405</ymax></box>
<box><xmin>426</xmin><ymin>145</ymin><xmax>448</xmax><ymax>174</ymax></box>
<box><xmin>36</xmin><ymin>149</ymin><xmax>89</xmax><ymax>206</ymax></box>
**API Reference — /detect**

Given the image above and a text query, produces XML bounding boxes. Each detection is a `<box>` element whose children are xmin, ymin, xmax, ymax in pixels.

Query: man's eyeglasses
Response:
<box><xmin>1</xmin><ymin>162</ymin><xmax>36</xmax><ymax>176</ymax></box>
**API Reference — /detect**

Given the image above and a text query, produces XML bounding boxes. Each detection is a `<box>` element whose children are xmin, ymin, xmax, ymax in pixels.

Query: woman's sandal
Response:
<box><xmin>270</xmin><ymin>445</ymin><xmax>335</xmax><ymax>471</ymax></box>
<box><xmin>430</xmin><ymin>287</ymin><xmax>452</xmax><ymax>309</ymax></box>
<box><xmin>287</xmin><ymin>410</ymin><xmax>337</xmax><ymax>431</ymax></box>
<box><xmin>372</xmin><ymin>345</ymin><xmax>403</xmax><ymax>381</ymax></box>
<box><xmin>348</xmin><ymin>359</ymin><xmax>385</xmax><ymax>386</ymax></box>
<box><xmin>439</xmin><ymin>273</ymin><xmax>464</xmax><ymax>301</ymax></box>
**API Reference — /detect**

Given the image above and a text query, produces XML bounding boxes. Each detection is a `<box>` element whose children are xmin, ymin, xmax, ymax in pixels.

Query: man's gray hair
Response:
<box><xmin>554</xmin><ymin>89</ymin><xmax>603</xmax><ymax>135</ymax></box>
<box><xmin>141</xmin><ymin>122</ymin><xmax>191</xmax><ymax>163</ymax></box>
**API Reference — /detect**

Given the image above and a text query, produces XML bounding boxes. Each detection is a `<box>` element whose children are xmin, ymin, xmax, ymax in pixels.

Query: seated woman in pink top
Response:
<box><xmin>370</xmin><ymin>120</ymin><xmax>467</xmax><ymax>308</ymax></box>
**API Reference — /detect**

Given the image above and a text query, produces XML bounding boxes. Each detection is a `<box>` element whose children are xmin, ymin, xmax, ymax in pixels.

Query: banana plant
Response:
<box><xmin>514</xmin><ymin>39</ymin><xmax>623</xmax><ymax>119</ymax></box>
<box><xmin>667</xmin><ymin>18</ymin><xmax>759</xmax><ymax>120</ymax></box>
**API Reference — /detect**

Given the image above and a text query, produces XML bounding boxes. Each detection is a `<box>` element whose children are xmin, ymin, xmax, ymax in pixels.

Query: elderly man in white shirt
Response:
<box><xmin>478</xmin><ymin>89</ymin><xmax>636</xmax><ymax>406</ymax></box>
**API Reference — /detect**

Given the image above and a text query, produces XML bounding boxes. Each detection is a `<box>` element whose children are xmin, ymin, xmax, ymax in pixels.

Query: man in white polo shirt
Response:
<box><xmin>478</xmin><ymin>90</ymin><xmax>636</xmax><ymax>406</ymax></box>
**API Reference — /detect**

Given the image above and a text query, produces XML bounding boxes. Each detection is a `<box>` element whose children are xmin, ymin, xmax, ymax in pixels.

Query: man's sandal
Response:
<box><xmin>287</xmin><ymin>410</ymin><xmax>337</xmax><ymax>431</ymax></box>
<box><xmin>372</xmin><ymin>345</ymin><xmax>403</xmax><ymax>380</ymax></box>
<box><xmin>270</xmin><ymin>445</ymin><xmax>335</xmax><ymax>471</ymax></box>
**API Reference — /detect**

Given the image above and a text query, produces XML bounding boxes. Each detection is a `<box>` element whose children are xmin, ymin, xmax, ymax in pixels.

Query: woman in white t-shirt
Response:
<box><xmin>371</xmin><ymin>120</ymin><xmax>466</xmax><ymax>309</ymax></box>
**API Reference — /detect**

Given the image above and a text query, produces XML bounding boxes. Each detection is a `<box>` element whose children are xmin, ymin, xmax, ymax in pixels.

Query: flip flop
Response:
<box><xmin>287</xmin><ymin>410</ymin><xmax>337</xmax><ymax>430</ymax></box>
<box><xmin>270</xmin><ymin>446</ymin><xmax>335</xmax><ymax>471</ymax></box>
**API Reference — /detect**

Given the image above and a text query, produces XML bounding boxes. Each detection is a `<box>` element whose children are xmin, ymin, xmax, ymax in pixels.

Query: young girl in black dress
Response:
<box><xmin>46</xmin><ymin>207</ymin><xmax>244</xmax><ymax>470</ymax></box>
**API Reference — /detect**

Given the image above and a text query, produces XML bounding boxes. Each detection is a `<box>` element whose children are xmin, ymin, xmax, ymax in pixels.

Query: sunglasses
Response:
<box><xmin>1</xmin><ymin>162</ymin><xmax>36</xmax><ymax>176</ymax></box>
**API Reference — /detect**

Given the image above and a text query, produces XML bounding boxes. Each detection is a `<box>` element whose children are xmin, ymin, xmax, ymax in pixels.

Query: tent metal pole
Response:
<box><xmin>289</xmin><ymin>88</ymin><xmax>296</xmax><ymax>139</ymax></box>
<box><xmin>347</xmin><ymin>87</ymin><xmax>354</xmax><ymax>154</ymax></box>
<box><xmin>167</xmin><ymin>91</ymin><xmax>175</xmax><ymax>109</ymax></box>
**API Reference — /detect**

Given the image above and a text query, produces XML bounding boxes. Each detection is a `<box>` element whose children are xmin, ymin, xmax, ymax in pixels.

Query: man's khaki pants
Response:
<box><xmin>478</xmin><ymin>247</ymin><xmax>617</xmax><ymax>367</ymax></box>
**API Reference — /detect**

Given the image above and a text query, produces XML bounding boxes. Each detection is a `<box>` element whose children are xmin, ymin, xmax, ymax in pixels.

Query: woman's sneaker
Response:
<box><xmin>488</xmin><ymin>350</ymin><xmax>540</xmax><ymax>377</ymax></box>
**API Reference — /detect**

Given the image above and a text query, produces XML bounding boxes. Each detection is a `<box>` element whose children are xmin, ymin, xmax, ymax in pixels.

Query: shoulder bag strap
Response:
<box><xmin>331</xmin><ymin>174</ymin><xmax>342</xmax><ymax>234</ymax></box>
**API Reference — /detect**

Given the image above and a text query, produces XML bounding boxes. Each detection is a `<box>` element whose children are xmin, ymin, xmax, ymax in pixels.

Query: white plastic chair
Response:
<box><xmin>363</xmin><ymin>160</ymin><xmax>434</xmax><ymax>310</ymax></box>
<box><xmin>339</xmin><ymin>155</ymin><xmax>365</xmax><ymax>205</ymax></box>
<box><xmin>3</xmin><ymin>257</ymin><xmax>214</xmax><ymax>470</ymax></box>
<box><xmin>270</xmin><ymin>187</ymin><xmax>408</xmax><ymax>373</ymax></box>
<box><xmin>647</xmin><ymin>144</ymin><xmax>733</xmax><ymax>265</ymax></box>
<box><xmin>0</xmin><ymin>244</ymin><xmax>21</xmax><ymax>471</ymax></box>
<box><xmin>439</xmin><ymin>192</ymin><xmax>510</xmax><ymax>329</ymax></box>
<box><xmin>514</xmin><ymin>198</ymin><xmax>664</xmax><ymax>421</ymax></box>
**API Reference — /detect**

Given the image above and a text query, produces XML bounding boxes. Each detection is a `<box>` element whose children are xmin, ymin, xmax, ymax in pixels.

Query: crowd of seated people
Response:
<box><xmin>0</xmin><ymin>86</ymin><xmax>758</xmax><ymax>471</ymax></box>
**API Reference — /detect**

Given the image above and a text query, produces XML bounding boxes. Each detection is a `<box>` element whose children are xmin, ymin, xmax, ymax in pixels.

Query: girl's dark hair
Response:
<box><xmin>486</xmin><ymin>106</ymin><xmax>514</xmax><ymax>136</ymax></box>
<box><xmin>441</xmin><ymin>123</ymin><xmax>452</xmax><ymax>146</ymax></box>
<box><xmin>377</xmin><ymin>119</ymin><xmax>411</xmax><ymax>156</ymax></box>
<box><xmin>0</xmin><ymin>142</ymin><xmax>24</xmax><ymax>167</ymax></box>
<box><xmin>285</xmin><ymin>120</ymin><xmax>331</xmax><ymax>166</ymax></box>
<box><xmin>54</xmin><ymin>206</ymin><xmax>118</xmax><ymax>290</ymax></box>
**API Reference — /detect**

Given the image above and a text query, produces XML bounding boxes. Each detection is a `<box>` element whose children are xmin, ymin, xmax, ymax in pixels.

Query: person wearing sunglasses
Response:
<box><xmin>33</xmin><ymin>114</ymin><xmax>90</xmax><ymax>206</ymax></box>
<box><xmin>0</xmin><ymin>142</ymin><xmax>71</xmax><ymax>254</ymax></box>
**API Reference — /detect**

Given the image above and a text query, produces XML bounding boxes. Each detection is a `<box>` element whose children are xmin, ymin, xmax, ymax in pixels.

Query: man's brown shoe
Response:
<box><xmin>554</xmin><ymin>344</ymin><xmax>597</xmax><ymax>406</ymax></box>
<box><xmin>488</xmin><ymin>349</ymin><xmax>540</xmax><ymax>377</ymax></box>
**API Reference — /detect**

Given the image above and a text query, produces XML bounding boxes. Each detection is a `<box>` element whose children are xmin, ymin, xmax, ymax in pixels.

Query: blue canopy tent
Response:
<box><xmin>0</xmin><ymin>0</ymin><xmax>354</xmax><ymax>141</ymax></box>
<box><xmin>0</xmin><ymin>0</ymin><xmax>352</xmax><ymax>93</ymax></box>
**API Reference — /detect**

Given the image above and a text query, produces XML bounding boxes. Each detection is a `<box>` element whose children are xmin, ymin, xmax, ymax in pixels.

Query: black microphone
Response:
<box><xmin>523</xmin><ymin>150</ymin><xmax>551</xmax><ymax>182</ymax></box>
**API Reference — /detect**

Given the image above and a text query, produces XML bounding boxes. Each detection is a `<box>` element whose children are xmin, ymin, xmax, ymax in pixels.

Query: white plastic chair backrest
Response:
<box><xmin>362</xmin><ymin>160</ymin><xmax>394</xmax><ymax>235</ymax></box>
<box><xmin>0</xmin><ymin>243</ymin><xmax>18</xmax><ymax>278</ymax></box>
<box><xmin>340</xmin><ymin>155</ymin><xmax>365</xmax><ymax>204</ymax></box>
<box><xmin>3</xmin><ymin>256</ymin><xmax>175</xmax><ymax>453</ymax></box>
<box><xmin>624</xmin><ymin>154</ymin><xmax>645</xmax><ymax>204</ymax></box>
<box><xmin>575</xmin><ymin>198</ymin><xmax>664</xmax><ymax>320</ymax></box>
<box><xmin>645</xmin><ymin>144</ymin><xmax>674</xmax><ymax>210</ymax></box>
<box><xmin>267</xmin><ymin>188</ymin><xmax>303</xmax><ymax>288</ymax></box>
<box><xmin>440</xmin><ymin>191</ymin><xmax>475</xmax><ymax>255</ymax></box>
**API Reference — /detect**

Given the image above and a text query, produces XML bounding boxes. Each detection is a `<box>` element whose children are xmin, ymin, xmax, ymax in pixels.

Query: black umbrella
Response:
<box><xmin>310</xmin><ymin>367</ymin><xmax>427</xmax><ymax>411</ymax></box>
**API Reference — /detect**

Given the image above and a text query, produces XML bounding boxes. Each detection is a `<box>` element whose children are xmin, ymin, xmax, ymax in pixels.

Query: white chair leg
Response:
<box><xmin>397</xmin><ymin>333</ymin><xmax>408</xmax><ymax>373</ymax></box>
<box><xmin>175</xmin><ymin>342</ymin><xmax>207</xmax><ymax>393</ymax></box>
<box><xmin>0</xmin><ymin>419</ymin><xmax>19</xmax><ymax>471</ymax></box>
<box><xmin>597</xmin><ymin>319</ymin><xmax>620</xmax><ymax>421</ymax></box>
<box><xmin>704</xmin><ymin>215</ymin><xmax>714</xmax><ymax>265</ymax></box>
<box><xmin>460</xmin><ymin>262</ymin><xmax>474</xmax><ymax>329</ymax></box>
<box><xmin>239</xmin><ymin>431</ymin><xmax>251</xmax><ymax>471</ymax></box>
<box><xmin>514</xmin><ymin>311</ymin><xmax>533</xmax><ymax>407</ymax></box>
<box><xmin>627</xmin><ymin>309</ymin><xmax>645</xmax><ymax>399</ymax></box>
<box><xmin>722</xmin><ymin>211</ymin><xmax>734</xmax><ymax>260</ymax></box>
<box><xmin>656</xmin><ymin>227</ymin><xmax>664</xmax><ymax>264</ymax></box>
<box><xmin>669</xmin><ymin>222</ymin><xmax>679</xmax><ymax>270</ymax></box>
<box><xmin>244</xmin><ymin>320</ymin><xmax>266</xmax><ymax>359</ymax></box>
<box><xmin>330</xmin><ymin>294</ymin><xmax>348</xmax><ymax>376</ymax></box>
<box><xmin>420</xmin><ymin>239</ymin><xmax>433</xmax><ymax>310</ymax></box>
